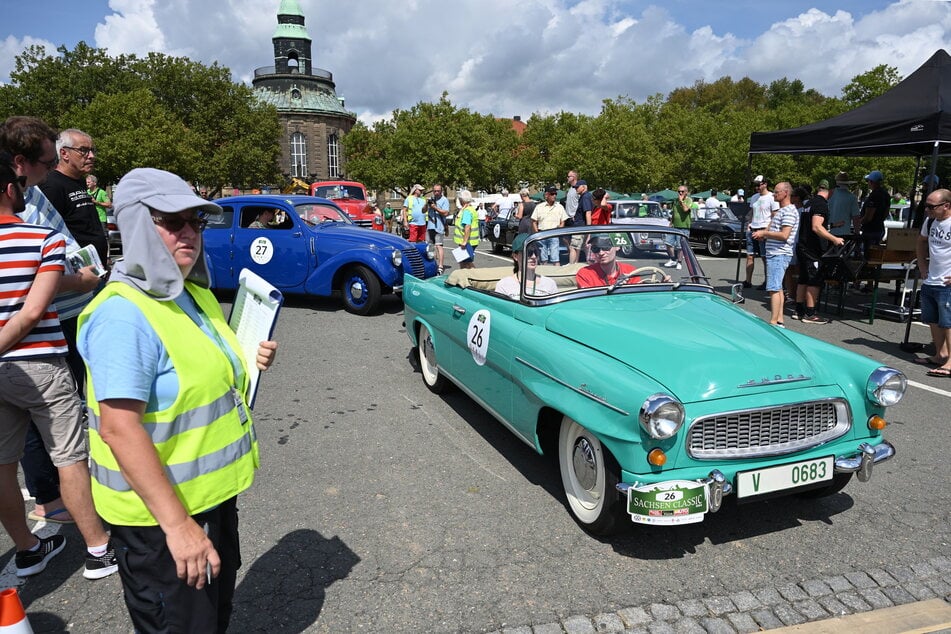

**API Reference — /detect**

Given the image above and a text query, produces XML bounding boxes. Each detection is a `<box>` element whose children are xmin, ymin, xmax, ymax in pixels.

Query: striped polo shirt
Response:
<box><xmin>0</xmin><ymin>215</ymin><xmax>68</xmax><ymax>359</ymax></box>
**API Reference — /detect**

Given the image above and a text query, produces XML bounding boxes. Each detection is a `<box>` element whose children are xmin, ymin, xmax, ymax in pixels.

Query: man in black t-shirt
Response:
<box><xmin>39</xmin><ymin>128</ymin><xmax>108</xmax><ymax>265</ymax></box>
<box><xmin>860</xmin><ymin>169</ymin><xmax>890</xmax><ymax>256</ymax></box>
<box><xmin>794</xmin><ymin>180</ymin><xmax>845</xmax><ymax>323</ymax></box>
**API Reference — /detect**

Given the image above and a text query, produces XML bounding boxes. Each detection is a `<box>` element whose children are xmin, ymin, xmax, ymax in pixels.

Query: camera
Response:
<box><xmin>428</xmin><ymin>197</ymin><xmax>438</xmax><ymax>207</ymax></box>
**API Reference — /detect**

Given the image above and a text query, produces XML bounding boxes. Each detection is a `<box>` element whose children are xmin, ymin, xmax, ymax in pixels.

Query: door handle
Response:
<box><xmin>452</xmin><ymin>304</ymin><xmax>466</xmax><ymax>316</ymax></box>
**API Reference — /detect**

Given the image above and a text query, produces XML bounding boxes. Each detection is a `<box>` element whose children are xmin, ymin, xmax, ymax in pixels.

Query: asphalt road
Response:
<box><xmin>3</xmin><ymin>240</ymin><xmax>949</xmax><ymax>633</ymax></box>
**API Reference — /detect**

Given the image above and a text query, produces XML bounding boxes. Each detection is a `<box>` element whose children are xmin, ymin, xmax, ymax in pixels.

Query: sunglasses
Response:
<box><xmin>589</xmin><ymin>245</ymin><xmax>612</xmax><ymax>253</ymax></box>
<box><xmin>64</xmin><ymin>146</ymin><xmax>96</xmax><ymax>157</ymax></box>
<box><xmin>923</xmin><ymin>201</ymin><xmax>948</xmax><ymax>211</ymax></box>
<box><xmin>678</xmin><ymin>190</ymin><xmax>687</xmax><ymax>194</ymax></box>
<box><xmin>151</xmin><ymin>214</ymin><xmax>208</xmax><ymax>232</ymax></box>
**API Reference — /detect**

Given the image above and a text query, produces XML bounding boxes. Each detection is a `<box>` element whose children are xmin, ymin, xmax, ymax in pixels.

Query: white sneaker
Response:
<box><xmin>675</xmin><ymin>262</ymin><xmax>682</xmax><ymax>270</ymax></box>
<box><xmin>663</xmin><ymin>260</ymin><xmax>676</xmax><ymax>267</ymax></box>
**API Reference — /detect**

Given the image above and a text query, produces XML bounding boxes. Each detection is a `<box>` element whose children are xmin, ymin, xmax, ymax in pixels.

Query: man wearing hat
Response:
<box><xmin>828</xmin><ymin>172</ymin><xmax>860</xmax><ymax>237</ymax></box>
<box><xmin>860</xmin><ymin>170</ymin><xmax>889</xmax><ymax>254</ymax></box>
<box><xmin>531</xmin><ymin>186</ymin><xmax>569</xmax><ymax>265</ymax></box>
<box><xmin>402</xmin><ymin>183</ymin><xmax>427</xmax><ymax>243</ymax></box>
<box><xmin>576</xmin><ymin>235</ymin><xmax>638</xmax><ymax>288</ymax></box>
<box><xmin>744</xmin><ymin>175</ymin><xmax>779</xmax><ymax>289</ymax></box>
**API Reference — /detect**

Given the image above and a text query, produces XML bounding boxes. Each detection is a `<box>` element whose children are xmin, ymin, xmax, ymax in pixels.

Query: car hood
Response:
<box><xmin>543</xmin><ymin>292</ymin><xmax>822</xmax><ymax>403</ymax></box>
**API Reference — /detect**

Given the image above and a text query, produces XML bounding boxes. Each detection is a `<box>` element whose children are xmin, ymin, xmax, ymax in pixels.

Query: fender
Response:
<box><xmin>304</xmin><ymin>249</ymin><xmax>402</xmax><ymax>295</ymax></box>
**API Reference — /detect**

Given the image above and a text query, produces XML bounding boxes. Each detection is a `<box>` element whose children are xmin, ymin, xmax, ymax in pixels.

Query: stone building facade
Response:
<box><xmin>252</xmin><ymin>0</ymin><xmax>356</xmax><ymax>183</ymax></box>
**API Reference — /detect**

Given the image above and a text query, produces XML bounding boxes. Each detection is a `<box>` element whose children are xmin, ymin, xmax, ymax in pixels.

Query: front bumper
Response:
<box><xmin>616</xmin><ymin>440</ymin><xmax>895</xmax><ymax>516</ymax></box>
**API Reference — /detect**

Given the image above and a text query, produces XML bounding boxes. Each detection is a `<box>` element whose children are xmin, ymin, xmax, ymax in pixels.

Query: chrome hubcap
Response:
<box><xmin>572</xmin><ymin>437</ymin><xmax>598</xmax><ymax>492</ymax></box>
<box><xmin>349</xmin><ymin>280</ymin><xmax>365</xmax><ymax>301</ymax></box>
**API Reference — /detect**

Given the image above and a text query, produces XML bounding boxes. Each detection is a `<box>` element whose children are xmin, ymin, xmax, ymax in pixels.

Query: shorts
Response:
<box><xmin>427</xmin><ymin>228</ymin><xmax>444</xmax><ymax>245</ymax></box>
<box><xmin>0</xmin><ymin>356</ymin><xmax>86</xmax><ymax>466</ymax></box>
<box><xmin>920</xmin><ymin>283</ymin><xmax>951</xmax><ymax>328</ymax></box>
<box><xmin>408</xmin><ymin>224</ymin><xmax>427</xmax><ymax>242</ymax></box>
<box><xmin>570</xmin><ymin>234</ymin><xmax>585</xmax><ymax>250</ymax></box>
<box><xmin>765</xmin><ymin>254</ymin><xmax>792</xmax><ymax>292</ymax></box>
<box><xmin>539</xmin><ymin>236</ymin><xmax>561</xmax><ymax>264</ymax></box>
<box><xmin>797</xmin><ymin>250</ymin><xmax>825</xmax><ymax>287</ymax></box>
<box><xmin>665</xmin><ymin>227</ymin><xmax>688</xmax><ymax>248</ymax></box>
<box><xmin>746</xmin><ymin>229</ymin><xmax>766</xmax><ymax>257</ymax></box>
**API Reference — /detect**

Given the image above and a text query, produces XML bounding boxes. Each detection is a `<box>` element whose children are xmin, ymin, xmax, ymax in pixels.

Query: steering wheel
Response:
<box><xmin>629</xmin><ymin>266</ymin><xmax>669</xmax><ymax>283</ymax></box>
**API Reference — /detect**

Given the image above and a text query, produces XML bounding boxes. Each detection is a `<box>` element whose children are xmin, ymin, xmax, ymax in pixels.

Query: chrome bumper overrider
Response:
<box><xmin>833</xmin><ymin>441</ymin><xmax>895</xmax><ymax>482</ymax></box>
<box><xmin>616</xmin><ymin>440</ymin><xmax>895</xmax><ymax>514</ymax></box>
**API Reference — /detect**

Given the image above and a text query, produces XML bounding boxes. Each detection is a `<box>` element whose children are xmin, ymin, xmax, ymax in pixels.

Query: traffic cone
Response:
<box><xmin>0</xmin><ymin>588</ymin><xmax>33</xmax><ymax>633</ymax></box>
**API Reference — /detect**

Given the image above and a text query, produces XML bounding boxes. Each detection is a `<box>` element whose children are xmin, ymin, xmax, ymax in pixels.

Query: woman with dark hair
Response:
<box><xmin>590</xmin><ymin>188</ymin><xmax>612</xmax><ymax>225</ymax></box>
<box><xmin>495</xmin><ymin>234</ymin><xmax>558</xmax><ymax>298</ymax></box>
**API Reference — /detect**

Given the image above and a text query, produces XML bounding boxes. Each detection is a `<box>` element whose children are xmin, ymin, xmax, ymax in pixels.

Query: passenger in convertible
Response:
<box><xmin>495</xmin><ymin>234</ymin><xmax>558</xmax><ymax>299</ymax></box>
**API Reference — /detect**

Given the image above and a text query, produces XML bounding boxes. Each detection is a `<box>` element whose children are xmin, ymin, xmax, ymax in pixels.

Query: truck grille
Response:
<box><xmin>686</xmin><ymin>399</ymin><xmax>850</xmax><ymax>459</ymax></box>
<box><xmin>402</xmin><ymin>248</ymin><xmax>426</xmax><ymax>278</ymax></box>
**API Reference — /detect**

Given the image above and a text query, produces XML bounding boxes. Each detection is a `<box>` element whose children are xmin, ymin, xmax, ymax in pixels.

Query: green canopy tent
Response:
<box><xmin>529</xmin><ymin>189</ymin><xmax>567</xmax><ymax>203</ymax></box>
<box><xmin>647</xmin><ymin>188</ymin><xmax>678</xmax><ymax>201</ymax></box>
<box><xmin>692</xmin><ymin>190</ymin><xmax>731</xmax><ymax>202</ymax></box>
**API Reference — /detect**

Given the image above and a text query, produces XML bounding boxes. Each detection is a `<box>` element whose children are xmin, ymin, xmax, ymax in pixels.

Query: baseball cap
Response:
<box><xmin>737</xmin><ymin>188</ymin><xmax>745</xmax><ymax>196</ymax></box>
<box><xmin>511</xmin><ymin>233</ymin><xmax>528</xmax><ymax>252</ymax></box>
<box><xmin>589</xmin><ymin>234</ymin><xmax>615</xmax><ymax>249</ymax></box>
<box><xmin>753</xmin><ymin>175</ymin><xmax>765</xmax><ymax>184</ymax></box>
<box><xmin>865</xmin><ymin>170</ymin><xmax>884</xmax><ymax>182</ymax></box>
<box><xmin>114</xmin><ymin>168</ymin><xmax>222</xmax><ymax>216</ymax></box>
<box><xmin>544</xmin><ymin>185</ymin><xmax>558</xmax><ymax>194</ymax></box>
<box><xmin>575</xmin><ymin>180</ymin><xmax>587</xmax><ymax>188</ymax></box>
<box><xmin>923</xmin><ymin>174</ymin><xmax>940</xmax><ymax>185</ymax></box>
<box><xmin>817</xmin><ymin>179</ymin><xmax>830</xmax><ymax>190</ymax></box>
<box><xmin>412</xmin><ymin>183</ymin><xmax>423</xmax><ymax>192</ymax></box>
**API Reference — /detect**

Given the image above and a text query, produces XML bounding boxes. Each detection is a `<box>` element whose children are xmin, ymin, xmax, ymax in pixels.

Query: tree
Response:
<box><xmin>841</xmin><ymin>64</ymin><xmax>902</xmax><ymax>107</ymax></box>
<box><xmin>0</xmin><ymin>43</ymin><xmax>280</xmax><ymax>189</ymax></box>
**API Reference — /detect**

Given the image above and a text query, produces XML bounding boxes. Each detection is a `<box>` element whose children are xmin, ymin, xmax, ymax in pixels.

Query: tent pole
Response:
<box><xmin>907</xmin><ymin>156</ymin><xmax>921</xmax><ymax>229</ymax></box>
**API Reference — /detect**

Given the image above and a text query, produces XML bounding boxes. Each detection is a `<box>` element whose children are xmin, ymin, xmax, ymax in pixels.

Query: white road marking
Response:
<box><xmin>907</xmin><ymin>379</ymin><xmax>951</xmax><ymax>397</ymax></box>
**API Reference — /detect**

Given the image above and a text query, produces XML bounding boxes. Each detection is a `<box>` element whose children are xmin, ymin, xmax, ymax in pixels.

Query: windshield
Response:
<box><xmin>295</xmin><ymin>203</ymin><xmax>353</xmax><ymax>226</ymax></box>
<box><xmin>488</xmin><ymin>227</ymin><xmax>709</xmax><ymax>302</ymax></box>
<box><xmin>312</xmin><ymin>185</ymin><xmax>365</xmax><ymax>201</ymax></box>
<box><xmin>613</xmin><ymin>201</ymin><xmax>666</xmax><ymax>220</ymax></box>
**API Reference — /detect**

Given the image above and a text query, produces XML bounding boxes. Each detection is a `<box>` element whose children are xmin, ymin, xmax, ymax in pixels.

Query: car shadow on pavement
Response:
<box><xmin>231</xmin><ymin>529</ymin><xmax>360</xmax><ymax>633</ymax></box>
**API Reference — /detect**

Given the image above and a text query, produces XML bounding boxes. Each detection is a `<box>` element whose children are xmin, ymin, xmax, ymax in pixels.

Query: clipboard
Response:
<box><xmin>227</xmin><ymin>269</ymin><xmax>283</xmax><ymax>408</ymax></box>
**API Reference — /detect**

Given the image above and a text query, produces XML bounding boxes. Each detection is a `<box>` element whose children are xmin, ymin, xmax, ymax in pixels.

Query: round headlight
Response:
<box><xmin>639</xmin><ymin>394</ymin><xmax>685</xmax><ymax>439</ymax></box>
<box><xmin>390</xmin><ymin>249</ymin><xmax>403</xmax><ymax>268</ymax></box>
<box><xmin>425</xmin><ymin>244</ymin><xmax>436</xmax><ymax>260</ymax></box>
<box><xmin>867</xmin><ymin>367</ymin><xmax>907</xmax><ymax>407</ymax></box>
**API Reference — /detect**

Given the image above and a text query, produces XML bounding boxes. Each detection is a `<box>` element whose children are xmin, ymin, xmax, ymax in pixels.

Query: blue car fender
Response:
<box><xmin>304</xmin><ymin>248</ymin><xmax>401</xmax><ymax>295</ymax></box>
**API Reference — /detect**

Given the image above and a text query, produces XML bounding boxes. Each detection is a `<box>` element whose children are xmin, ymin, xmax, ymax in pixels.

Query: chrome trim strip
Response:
<box><xmin>515</xmin><ymin>356</ymin><xmax>630</xmax><ymax>416</ymax></box>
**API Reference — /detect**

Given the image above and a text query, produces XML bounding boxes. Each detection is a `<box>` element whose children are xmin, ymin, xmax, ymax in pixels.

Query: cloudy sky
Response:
<box><xmin>3</xmin><ymin>0</ymin><xmax>950</xmax><ymax>124</ymax></box>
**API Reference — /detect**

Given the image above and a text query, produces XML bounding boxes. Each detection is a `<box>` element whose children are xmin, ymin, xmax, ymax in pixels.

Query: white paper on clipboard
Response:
<box><xmin>228</xmin><ymin>268</ymin><xmax>283</xmax><ymax>408</ymax></box>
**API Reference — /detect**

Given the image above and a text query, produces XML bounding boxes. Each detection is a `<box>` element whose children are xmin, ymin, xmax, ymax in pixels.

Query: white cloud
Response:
<box><xmin>0</xmin><ymin>35</ymin><xmax>57</xmax><ymax>86</ymax></box>
<box><xmin>6</xmin><ymin>0</ymin><xmax>951</xmax><ymax>124</ymax></box>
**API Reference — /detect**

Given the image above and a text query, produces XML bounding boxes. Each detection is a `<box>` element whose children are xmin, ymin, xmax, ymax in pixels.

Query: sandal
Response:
<box><xmin>925</xmin><ymin>367</ymin><xmax>951</xmax><ymax>378</ymax></box>
<box><xmin>28</xmin><ymin>507</ymin><xmax>75</xmax><ymax>524</ymax></box>
<box><xmin>912</xmin><ymin>357</ymin><xmax>946</xmax><ymax>366</ymax></box>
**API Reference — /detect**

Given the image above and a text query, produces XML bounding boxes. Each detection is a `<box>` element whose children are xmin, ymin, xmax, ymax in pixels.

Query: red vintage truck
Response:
<box><xmin>310</xmin><ymin>180</ymin><xmax>380</xmax><ymax>229</ymax></box>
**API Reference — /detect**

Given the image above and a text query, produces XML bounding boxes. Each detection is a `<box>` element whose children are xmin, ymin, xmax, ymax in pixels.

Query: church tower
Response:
<box><xmin>252</xmin><ymin>0</ymin><xmax>357</xmax><ymax>182</ymax></box>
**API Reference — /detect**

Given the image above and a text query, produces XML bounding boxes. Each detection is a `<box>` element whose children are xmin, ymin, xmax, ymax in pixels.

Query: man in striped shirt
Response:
<box><xmin>0</xmin><ymin>151</ymin><xmax>116</xmax><ymax>579</ymax></box>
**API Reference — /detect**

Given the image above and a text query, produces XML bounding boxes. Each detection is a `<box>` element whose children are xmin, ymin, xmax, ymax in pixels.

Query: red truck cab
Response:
<box><xmin>310</xmin><ymin>180</ymin><xmax>375</xmax><ymax>228</ymax></box>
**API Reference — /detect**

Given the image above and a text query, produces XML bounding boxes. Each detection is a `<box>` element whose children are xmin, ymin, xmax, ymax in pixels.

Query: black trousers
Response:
<box><xmin>111</xmin><ymin>496</ymin><xmax>241</xmax><ymax>634</ymax></box>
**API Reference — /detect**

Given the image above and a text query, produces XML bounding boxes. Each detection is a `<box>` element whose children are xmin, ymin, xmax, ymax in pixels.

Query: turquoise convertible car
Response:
<box><xmin>403</xmin><ymin>226</ymin><xmax>906</xmax><ymax>535</ymax></box>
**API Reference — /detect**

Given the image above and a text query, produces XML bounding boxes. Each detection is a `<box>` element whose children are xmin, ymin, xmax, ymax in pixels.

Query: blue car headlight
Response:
<box><xmin>390</xmin><ymin>249</ymin><xmax>403</xmax><ymax>268</ymax></box>
<box><xmin>639</xmin><ymin>394</ymin><xmax>685</xmax><ymax>439</ymax></box>
<box><xmin>866</xmin><ymin>367</ymin><xmax>906</xmax><ymax>407</ymax></box>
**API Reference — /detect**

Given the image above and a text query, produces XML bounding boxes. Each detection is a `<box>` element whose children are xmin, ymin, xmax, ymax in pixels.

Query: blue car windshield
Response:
<box><xmin>296</xmin><ymin>203</ymin><xmax>352</xmax><ymax>225</ymax></box>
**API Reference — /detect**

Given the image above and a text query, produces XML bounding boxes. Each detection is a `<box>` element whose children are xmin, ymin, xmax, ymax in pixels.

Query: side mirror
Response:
<box><xmin>731</xmin><ymin>283</ymin><xmax>745</xmax><ymax>304</ymax></box>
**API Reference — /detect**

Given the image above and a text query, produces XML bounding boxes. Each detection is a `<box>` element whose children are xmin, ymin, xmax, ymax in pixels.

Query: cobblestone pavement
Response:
<box><xmin>486</xmin><ymin>556</ymin><xmax>951</xmax><ymax>634</ymax></box>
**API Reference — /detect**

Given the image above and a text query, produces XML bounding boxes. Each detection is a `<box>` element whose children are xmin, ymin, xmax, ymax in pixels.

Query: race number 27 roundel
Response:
<box><xmin>250</xmin><ymin>237</ymin><xmax>274</xmax><ymax>264</ymax></box>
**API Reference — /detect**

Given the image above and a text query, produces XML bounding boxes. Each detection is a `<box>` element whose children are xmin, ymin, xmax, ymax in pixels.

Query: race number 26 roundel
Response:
<box><xmin>467</xmin><ymin>309</ymin><xmax>491</xmax><ymax>366</ymax></box>
<box><xmin>250</xmin><ymin>237</ymin><xmax>274</xmax><ymax>264</ymax></box>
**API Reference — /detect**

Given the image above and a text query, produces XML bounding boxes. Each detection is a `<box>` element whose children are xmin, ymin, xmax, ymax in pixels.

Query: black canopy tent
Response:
<box><xmin>748</xmin><ymin>49</ymin><xmax>951</xmax><ymax>349</ymax></box>
<box><xmin>749</xmin><ymin>49</ymin><xmax>951</xmax><ymax>160</ymax></box>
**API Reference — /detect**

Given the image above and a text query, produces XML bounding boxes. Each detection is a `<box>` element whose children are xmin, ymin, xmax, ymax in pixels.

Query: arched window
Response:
<box><xmin>327</xmin><ymin>133</ymin><xmax>340</xmax><ymax>178</ymax></box>
<box><xmin>288</xmin><ymin>51</ymin><xmax>299</xmax><ymax>73</ymax></box>
<box><xmin>291</xmin><ymin>132</ymin><xmax>307</xmax><ymax>178</ymax></box>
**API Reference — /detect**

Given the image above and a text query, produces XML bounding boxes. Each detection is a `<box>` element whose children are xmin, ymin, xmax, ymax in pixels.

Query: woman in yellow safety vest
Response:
<box><xmin>77</xmin><ymin>168</ymin><xmax>278</xmax><ymax>632</ymax></box>
<box><xmin>453</xmin><ymin>189</ymin><xmax>480</xmax><ymax>269</ymax></box>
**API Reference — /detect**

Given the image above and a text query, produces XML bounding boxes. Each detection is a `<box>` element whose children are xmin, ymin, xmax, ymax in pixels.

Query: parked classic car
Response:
<box><xmin>204</xmin><ymin>194</ymin><xmax>438</xmax><ymax>314</ymax></box>
<box><xmin>403</xmin><ymin>225</ymin><xmax>905</xmax><ymax>534</ymax></box>
<box><xmin>310</xmin><ymin>180</ymin><xmax>376</xmax><ymax>228</ymax></box>
<box><xmin>485</xmin><ymin>205</ymin><xmax>520</xmax><ymax>252</ymax></box>
<box><xmin>610</xmin><ymin>199</ymin><xmax>671</xmax><ymax>255</ymax></box>
<box><xmin>687</xmin><ymin>204</ymin><xmax>745</xmax><ymax>256</ymax></box>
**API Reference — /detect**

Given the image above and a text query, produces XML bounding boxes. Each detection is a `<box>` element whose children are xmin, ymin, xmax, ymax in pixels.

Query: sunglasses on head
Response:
<box><xmin>151</xmin><ymin>214</ymin><xmax>208</xmax><ymax>232</ymax></box>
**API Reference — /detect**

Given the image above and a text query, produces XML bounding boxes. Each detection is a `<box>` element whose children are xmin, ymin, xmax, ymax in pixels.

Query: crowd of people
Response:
<box><xmin>0</xmin><ymin>115</ymin><xmax>277</xmax><ymax>632</ymax></box>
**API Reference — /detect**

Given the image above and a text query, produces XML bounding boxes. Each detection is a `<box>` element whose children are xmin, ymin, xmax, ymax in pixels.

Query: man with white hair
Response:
<box><xmin>453</xmin><ymin>189</ymin><xmax>479</xmax><ymax>269</ymax></box>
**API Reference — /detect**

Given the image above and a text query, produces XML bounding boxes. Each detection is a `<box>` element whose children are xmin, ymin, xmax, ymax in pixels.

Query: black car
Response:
<box><xmin>688</xmin><ymin>205</ymin><xmax>745</xmax><ymax>256</ymax></box>
<box><xmin>485</xmin><ymin>206</ymin><xmax>520</xmax><ymax>253</ymax></box>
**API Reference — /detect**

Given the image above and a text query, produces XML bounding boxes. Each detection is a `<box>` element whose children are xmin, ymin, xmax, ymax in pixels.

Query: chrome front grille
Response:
<box><xmin>402</xmin><ymin>248</ymin><xmax>426</xmax><ymax>278</ymax></box>
<box><xmin>687</xmin><ymin>399</ymin><xmax>850</xmax><ymax>459</ymax></box>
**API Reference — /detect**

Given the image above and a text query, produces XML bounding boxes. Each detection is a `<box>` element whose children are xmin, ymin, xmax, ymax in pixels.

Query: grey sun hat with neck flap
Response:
<box><xmin>110</xmin><ymin>168</ymin><xmax>222</xmax><ymax>301</ymax></box>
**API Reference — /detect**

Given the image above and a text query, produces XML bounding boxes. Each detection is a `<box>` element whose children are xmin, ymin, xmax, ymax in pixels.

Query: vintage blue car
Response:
<box><xmin>204</xmin><ymin>194</ymin><xmax>438</xmax><ymax>314</ymax></box>
<box><xmin>403</xmin><ymin>226</ymin><xmax>906</xmax><ymax>534</ymax></box>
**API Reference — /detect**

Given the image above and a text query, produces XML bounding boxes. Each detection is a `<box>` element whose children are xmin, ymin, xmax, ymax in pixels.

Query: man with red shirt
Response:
<box><xmin>576</xmin><ymin>235</ymin><xmax>639</xmax><ymax>288</ymax></box>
